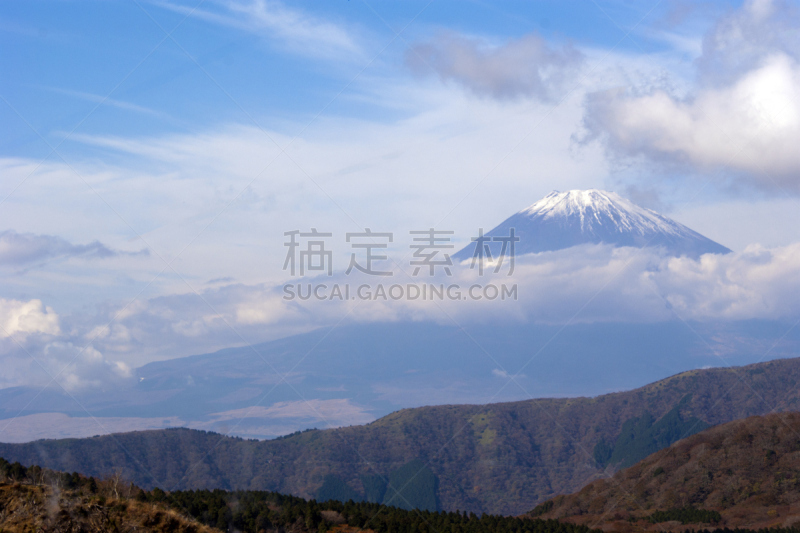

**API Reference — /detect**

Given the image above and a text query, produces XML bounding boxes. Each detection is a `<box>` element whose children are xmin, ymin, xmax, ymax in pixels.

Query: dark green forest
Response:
<box><xmin>593</xmin><ymin>395</ymin><xmax>709</xmax><ymax>468</ymax></box>
<box><xmin>647</xmin><ymin>506</ymin><xmax>722</xmax><ymax>525</ymax></box>
<box><xmin>317</xmin><ymin>459</ymin><xmax>438</xmax><ymax>512</ymax></box>
<box><xmin>150</xmin><ymin>487</ymin><xmax>597</xmax><ymax>533</ymax></box>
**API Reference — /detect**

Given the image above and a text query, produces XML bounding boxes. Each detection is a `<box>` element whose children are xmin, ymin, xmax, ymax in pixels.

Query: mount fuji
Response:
<box><xmin>453</xmin><ymin>189</ymin><xmax>731</xmax><ymax>260</ymax></box>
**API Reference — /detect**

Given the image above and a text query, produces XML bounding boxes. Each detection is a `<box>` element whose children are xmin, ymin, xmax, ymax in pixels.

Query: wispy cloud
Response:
<box><xmin>42</xmin><ymin>87</ymin><xmax>168</xmax><ymax>119</ymax></box>
<box><xmin>0</xmin><ymin>229</ymin><xmax>147</xmax><ymax>268</ymax></box>
<box><xmin>151</xmin><ymin>0</ymin><xmax>363</xmax><ymax>60</ymax></box>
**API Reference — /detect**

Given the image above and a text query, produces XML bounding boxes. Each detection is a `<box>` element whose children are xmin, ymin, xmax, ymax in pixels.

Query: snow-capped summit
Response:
<box><xmin>453</xmin><ymin>189</ymin><xmax>731</xmax><ymax>260</ymax></box>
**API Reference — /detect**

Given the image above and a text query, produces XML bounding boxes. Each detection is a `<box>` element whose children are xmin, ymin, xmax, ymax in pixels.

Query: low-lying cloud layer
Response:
<box><xmin>5</xmin><ymin>241</ymin><xmax>800</xmax><ymax>391</ymax></box>
<box><xmin>13</xmin><ymin>244</ymin><xmax>798</xmax><ymax>370</ymax></box>
<box><xmin>0</xmin><ymin>397</ymin><xmax>372</xmax><ymax>442</ymax></box>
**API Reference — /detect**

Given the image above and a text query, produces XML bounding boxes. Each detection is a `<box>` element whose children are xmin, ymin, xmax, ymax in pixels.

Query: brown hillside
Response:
<box><xmin>0</xmin><ymin>482</ymin><xmax>218</xmax><ymax>533</ymax></box>
<box><xmin>531</xmin><ymin>411</ymin><xmax>800</xmax><ymax>530</ymax></box>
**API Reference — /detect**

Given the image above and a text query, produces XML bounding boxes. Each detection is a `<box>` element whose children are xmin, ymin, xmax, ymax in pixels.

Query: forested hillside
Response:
<box><xmin>530</xmin><ymin>412</ymin><xmax>800</xmax><ymax>530</ymax></box>
<box><xmin>0</xmin><ymin>457</ymin><xmax>596</xmax><ymax>533</ymax></box>
<box><xmin>2</xmin><ymin>357</ymin><xmax>800</xmax><ymax>515</ymax></box>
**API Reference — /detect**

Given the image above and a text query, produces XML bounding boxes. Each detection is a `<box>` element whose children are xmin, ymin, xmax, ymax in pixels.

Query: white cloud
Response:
<box><xmin>113</xmin><ymin>361</ymin><xmax>132</xmax><ymax>378</ymax></box>
<box><xmin>0</xmin><ymin>327</ymin><xmax>137</xmax><ymax>391</ymax></box>
<box><xmin>85</xmin><ymin>324</ymin><xmax>132</xmax><ymax>344</ymax></box>
<box><xmin>652</xmin><ymin>244</ymin><xmax>800</xmax><ymax>320</ymax></box>
<box><xmin>584</xmin><ymin>54</ymin><xmax>800</xmax><ymax>189</ymax></box>
<box><xmin>697</xmin><ymin>0</ymin><xmax>800</xmax><ymax>86</ymax></box>
<box><xmin>7</xmin><ymin>84</ymin><xmax>603</xmax><ymax>299</ymax></box>
<box><xmin>0</xmin><ymin>298</ymin><xmax>60</xmax><ymax>338</ymax></box>
<box><xmin>478</xmin><ymin>244</ymin><xmax>800</xmax><ymax>323</ymax></box>
<box><xmin>62</xmin><ymin>244</ymin><xmax>800</xmax><ymax>370</ymax></box>
<box><xmin>3</xmin><ymin>243</ymin><xmax>800</xmax><ymax>390</ymax></box>
<box><xmin>581</xmin><ymin>0</ymin><xmax>800</xmax><ymax>192</ymax></box>
<box><xmin>407</xmin><ymin>32</ymin><xmax>583</xmax><ymax>101</ymax></box>
<box><xmin>37</xmin><ymin>342</ymin><xmax>133</xmax><ymax>391</ymax></box>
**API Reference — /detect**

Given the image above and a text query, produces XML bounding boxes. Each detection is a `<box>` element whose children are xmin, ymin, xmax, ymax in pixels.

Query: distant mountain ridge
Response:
<box><xmin>453</xmin><ymin>189</ymin><xmax>731</xmax><ymax>259</ymax></box>
<box><xmin>1</xmin><ymin>356</ymin><xmax>800</xmax><ymax>515</ymax></box>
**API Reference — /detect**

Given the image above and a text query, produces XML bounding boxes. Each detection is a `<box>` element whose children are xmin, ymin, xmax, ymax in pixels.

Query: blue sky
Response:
<box><xmin>2</xmin><ymin>0</ymin><xmax>723</xmax><ymax>153</ymax></box>
<box><xmin>3</xmin><ymin>0</ymin><xmax>800</xmax><ymax>405</ymax></box>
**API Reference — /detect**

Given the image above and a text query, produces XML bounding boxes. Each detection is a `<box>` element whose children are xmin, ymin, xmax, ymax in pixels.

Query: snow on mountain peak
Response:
<box><xmin>453</xmin><ymin>189</ymin><xmax>732</xmax><ymax>259</ymax></box>
<box><xmin>519</xmin><ymin>189</ymin><xmax>684</xmax><ymax>237</ymax></box>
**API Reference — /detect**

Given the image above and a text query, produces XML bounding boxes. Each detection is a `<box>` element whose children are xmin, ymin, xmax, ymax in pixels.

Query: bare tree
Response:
<box><xmin>110</xmin><ymin>468</ymin><xmax>125</xmax><ymax>499</ymax></box>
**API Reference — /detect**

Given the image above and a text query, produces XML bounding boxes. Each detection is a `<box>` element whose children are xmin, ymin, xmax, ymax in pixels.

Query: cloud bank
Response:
<box><xmin>44</xmin><ymin>243</ymin><xmax>800</xmax><ymax>376</ymax></box>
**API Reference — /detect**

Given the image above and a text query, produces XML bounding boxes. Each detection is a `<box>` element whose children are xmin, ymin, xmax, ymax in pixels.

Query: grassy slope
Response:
<box><xmin>0</xmin><ymin>483</ymin><xmax>217</xmax><ymax>533</ymax></box>
<box><xmin>1</xmin><ymin>358</ymin><xmax>800</xmax><ymax>515</ymax></box>
<box><xmin>532</xmin><ymin>411</ymin><xmax>800</xmax><ymax>530</ymax></box>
